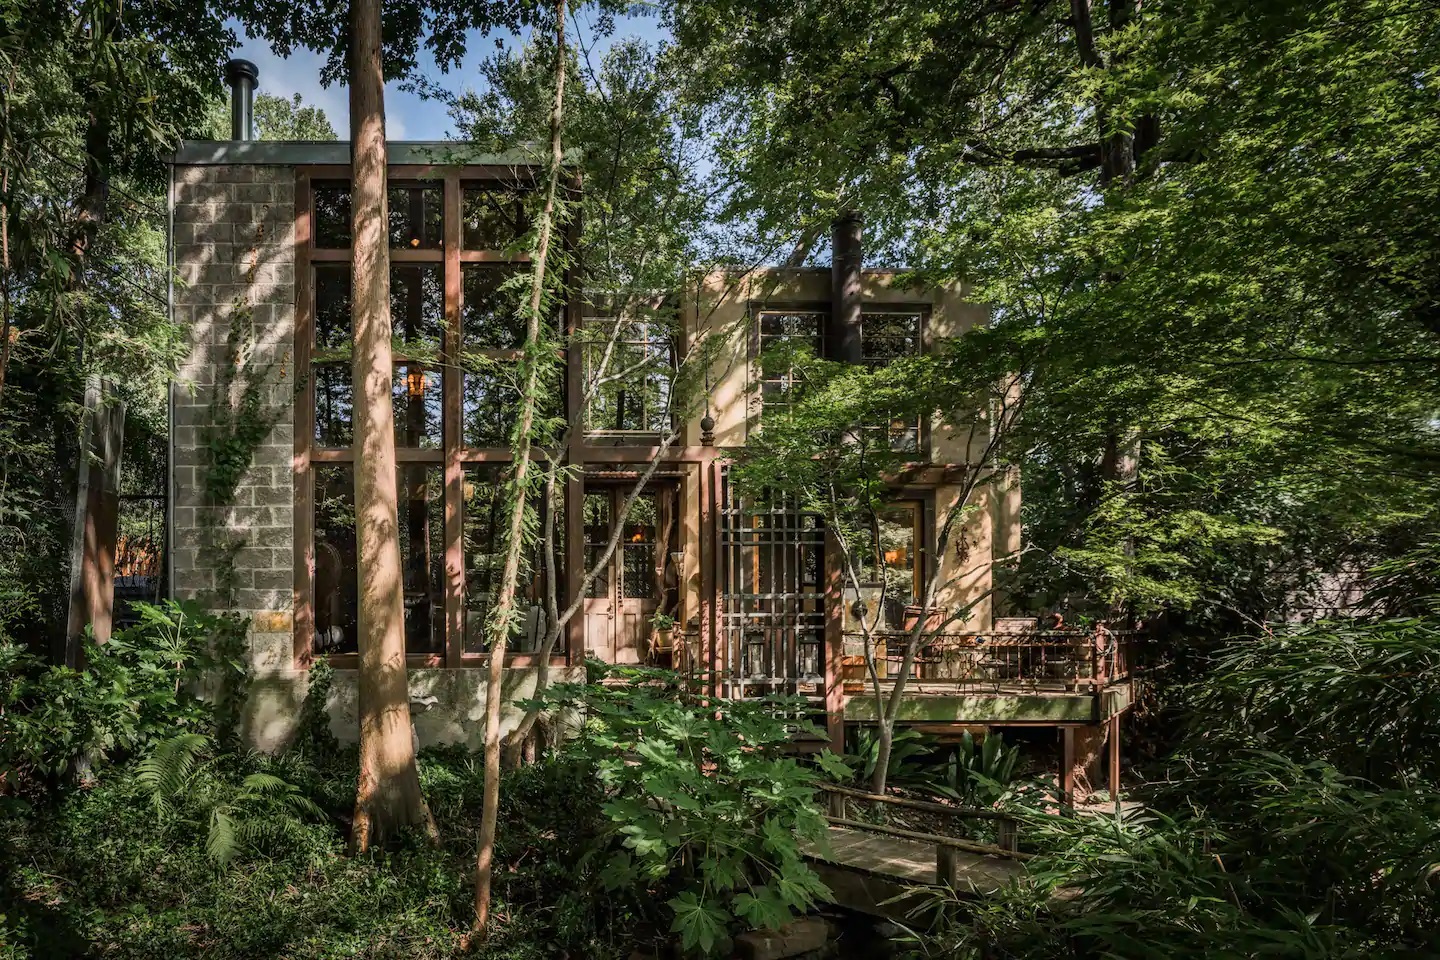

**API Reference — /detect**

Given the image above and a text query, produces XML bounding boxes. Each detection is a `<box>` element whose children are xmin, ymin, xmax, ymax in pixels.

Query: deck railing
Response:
<box><xmin>842</xmin><ymin>628</ymin><xmax>1138</xmax><ymax>695</ymax></box>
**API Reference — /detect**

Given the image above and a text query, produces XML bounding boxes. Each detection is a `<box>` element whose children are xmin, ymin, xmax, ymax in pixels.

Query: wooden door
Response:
<box><xmin>582</xmin><ymin>487</ymin><xmax>662</xmax><ymax>664</ymax></box>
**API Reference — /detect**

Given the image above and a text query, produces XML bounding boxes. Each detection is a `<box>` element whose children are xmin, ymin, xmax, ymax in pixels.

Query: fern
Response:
<box><xmin>136</xmin><ymin>732</ymin><xmax>212</xmax><ymax>812</ymax></box>
<box><xmin>136</xmin><ymin>735</ymin><xmax>322</xmax><ymax>865</ymax></box>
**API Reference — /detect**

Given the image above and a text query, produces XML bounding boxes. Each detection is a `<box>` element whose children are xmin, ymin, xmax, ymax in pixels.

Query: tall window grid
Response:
<box><xmin>295</xmin><ymin>169</ymin><xmax>573</xmax><ymax>668</ymax></box>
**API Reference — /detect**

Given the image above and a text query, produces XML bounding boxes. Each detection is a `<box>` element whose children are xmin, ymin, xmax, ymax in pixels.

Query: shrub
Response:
<box><xmin>0</xmin><ymin>600</ymin><xmax>246</xmax><ymax>796</ymax></box>
<box><xmin>911</xmin><ymin>617</ymin><xmax>1440</xmax><ymax>959</ymax></box>
<box><xmin>536</xmin><ymin>664</ymin><xmax>834</xmax><ymax>955</ymax></box>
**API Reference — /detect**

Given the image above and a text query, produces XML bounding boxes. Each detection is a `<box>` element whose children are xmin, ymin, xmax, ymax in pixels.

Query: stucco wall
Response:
<box><xmin>684</xmin><ymin>269</ymin><xmax>990</xmax><ymax>457</ymax></box>
<box><xmin>170</xmin><ymin>162</ymin><xmax>584</xmax><ymax>751</ymax></box>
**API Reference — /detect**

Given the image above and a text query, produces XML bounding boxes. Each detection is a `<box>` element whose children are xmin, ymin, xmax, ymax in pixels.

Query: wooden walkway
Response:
<box><xmin>804</xmin><ymin>825</ymin><xmax>1027</xmax><ymax>895</ymax></box>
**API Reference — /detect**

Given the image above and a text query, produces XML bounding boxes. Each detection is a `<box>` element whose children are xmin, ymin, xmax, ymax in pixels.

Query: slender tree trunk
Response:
<box><xmin>1069</xmin><ymin>0</ymin><xmax>1140</xmax><ymax>797</ymax></box>
<box><xmin>473</xmin><ymin>0</ymin><xmax>567</xmax><ymax>935</ymax></box>
<box><xmin>347</xmin><ymin>0</ymin><xmax>435</xmax><ymax>853</ymax></box>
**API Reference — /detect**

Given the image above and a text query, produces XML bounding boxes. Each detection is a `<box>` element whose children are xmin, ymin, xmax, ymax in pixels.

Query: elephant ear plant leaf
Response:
<box><xmin>536</xmin><ymin>665</ymin><xmax>832</xmax><ymax>955</ymax></box>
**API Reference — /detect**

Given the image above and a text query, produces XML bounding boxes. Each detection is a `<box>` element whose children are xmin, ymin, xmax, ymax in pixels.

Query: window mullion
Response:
<box><xmin>443</xmin><ymin>170</ymin><xmax>464</xmax><ymax>667</ymax></box>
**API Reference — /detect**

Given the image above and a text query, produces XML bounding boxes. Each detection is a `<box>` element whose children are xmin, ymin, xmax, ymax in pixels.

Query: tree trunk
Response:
<box><xmin>347</xmin><ymin>0</ymin><xmax>435</xmax><ymax>853</ymax></box>
<box><xmin>869</xmin><ymin>722</ymin><xmax>894</xmax><ymax>796</ymax></box>
<box><xmin>473</xmin><ymin>0</ymin><xmax>567</xmax><ymax>936</ymax></box>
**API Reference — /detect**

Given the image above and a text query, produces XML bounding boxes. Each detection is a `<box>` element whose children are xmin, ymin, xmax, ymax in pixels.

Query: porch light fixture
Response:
<box><xmin>407</xmin><ymin>370</ymin><xmax>428</xmax><ymax>397</ymax></box>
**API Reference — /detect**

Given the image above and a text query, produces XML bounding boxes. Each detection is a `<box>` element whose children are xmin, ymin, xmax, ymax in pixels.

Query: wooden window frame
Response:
<box><xmin>749</xmin><ymin>304</ymin><xmax>829</xmax><ymax>435</ymax></box>
<box><xmin>859</xmin><ymin>306</ymin><xmax>930</xmax><ymax>457</ymax></box>
<box><xmin>293</xmin><ymin>164</ymin><xmax>581</xmax><ymax>669</ymax></box>
<box><xmin>580</xmin><ymin>315</ymin><xmax>678</xmax><ymax>440</ymax></box>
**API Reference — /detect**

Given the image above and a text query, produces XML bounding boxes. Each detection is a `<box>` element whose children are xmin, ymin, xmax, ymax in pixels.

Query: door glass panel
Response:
<box><xmin>584</xmin><ymin>492</ymin><xmax>611</xmax><ymax>598</ymax></box>
<box><xmin>620</xmin><ymin>494</ymin><xmax>657</xmax><ymax>600</ymax></box>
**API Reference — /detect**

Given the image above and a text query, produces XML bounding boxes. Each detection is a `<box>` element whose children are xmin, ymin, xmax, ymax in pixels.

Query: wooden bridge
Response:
<box><xmin>801</xmin><ymin>784</ymin><xmax>1043</xmax><ymax>920</ymax></box>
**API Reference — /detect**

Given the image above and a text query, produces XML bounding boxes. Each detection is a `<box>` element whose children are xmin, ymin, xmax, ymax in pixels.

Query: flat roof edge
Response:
<box><xmin>173</xmin><ymin>141</ymin><xmax>573</xmax><ymax>167</ymax></box>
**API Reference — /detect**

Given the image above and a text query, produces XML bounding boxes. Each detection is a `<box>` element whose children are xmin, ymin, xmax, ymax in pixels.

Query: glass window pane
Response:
<box><xmin>314</xmin><ymin>182</ymin><xmax>351</xmax><ymax>248</ymax></box>
<box><xmin>583</xmin><ymin>320</ymin><xmax>675</xmax><ymax>434</ymax></box>
<box><xmin>462</xmin><ymin>265</ymin><xmax>526</xmax><ymax>351</ymax></box>
<box><xmin>398</xmin><ymin>465</ymin><xmax>445</xmax><ymax>655</ymax></box>
<box><xmin>463</xmin><ymin>467</ymin><xmax>505</xmax><ymax>650</ymax></box>
<box><xmin>314</xmin><ymin>363</ymin><xmax>353</xmax><ymax>447</ymax></box>
<box><xmin>758</xmin><ymin>310</ymin><xmax>826</xmax><ymax>419</ymax></box>
<box><xmin>315</xmin><ymin>266</ymin><xmax>351</xmax><ymax>354</ymax></box>
<box><xmin>388</xmin><ymin>182</ymin><xmax>444</xmax><ymax>249</ymax></box>
<box><xmin>313</xmin><ymin>465</ymin><xmax>358</xmax><ymax>654</ymax></box>
<box><xmin>462</xmin><ymin>364</ymin><xmax>520</xmax><ymax>447</ymax></box>
<box><xmin>463</xmin><ymin>469</ymin><xmax>565</xmax><ymax>652</ymax></box>
<box><xmin>390</xmin><ymin>263</ymin><xmax>445</xmax><ymax>357</ymax></box>
<box><xmin>463</xmin><ymin>185</ymin><xmax>529</xmax><ymax>250</ymax></box>
<box><xmin>861</xmin><ymin>312</ymin><xmax>920</xmax><ymax>364</ymax></box>
<box><xmin>866</xmin><ymin>503</ymin><xmax>919</xmax><ymax>628</ymax></box>
<box><xmin>620</xmin><ymin>494</ymin><xmax>657</xmax><ymax>600</ymax></box>
<box><xmin>461</xmin><ymin>363</ymin><xmax>561</xmax><ymax>448</ymax></box>
<box><xmin>393</xmin><ymin>364</ymin><xmax>442</xmax><ymax>447</ymax></box>
<box><xmin>584</xmin><ymin>492</ymin><xmax>611</xmax><ymax>598</ymax></box>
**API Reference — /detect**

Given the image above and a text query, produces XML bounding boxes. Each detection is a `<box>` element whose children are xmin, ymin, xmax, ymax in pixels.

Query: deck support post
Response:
<box><xmin>1108</xmin><ymin>713</ymin><xmax>1122</xmax><ymax>804</ymax></box>
<box><xmin>826</xmin><ymin>791</ymin><xmax>847</xmax><ymax>820</ymax></box>
<box><xmin>935</xmin><ymin>845</ymin><xmax>960</xmax><ymax>887</ymax></box>
<box><xmin>996</xmin><ymin>818</ymin><xmax>1018</xmax><ymax>853</ymax></box>
<box><xmin>1060</xmin><ymin>726</ymin><xmax>1076</xmax><ymax>810</ymax></box>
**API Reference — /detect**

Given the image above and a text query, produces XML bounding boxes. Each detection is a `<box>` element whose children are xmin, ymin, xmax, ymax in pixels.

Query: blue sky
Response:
<box><xmin>229</xmin><ymin>7</ymin><xmax>669</xmax><ymax>140</ymax></box>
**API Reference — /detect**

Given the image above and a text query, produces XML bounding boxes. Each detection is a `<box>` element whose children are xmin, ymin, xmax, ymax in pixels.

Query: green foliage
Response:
<box><xmin>537</xmin><ymin>665</ymin><xmax>832</xmax><ymax>955</ymax></box>
<box><xmin>915</xmin><ymin>615</ymin><xmax>1440</xmax><ymax>958</ymax></box>
<box><xmin>844</xmin><ymin>728</ymin><xmax>1020</xmax><ymax>809</ymax></box>
<box><xmin>1</xmin><ymin>748</ymin><xmax>642</xmax><ymax>960</ymax></box>
<box><xmin>253</xmin><ymin>92</ymin><xmax>338</xmax><ymax>141</ymax></box>
<box><xmin>0</xmin><ymin>600</ymin><xmax>247</xmax><ymax>794</ymax></box>
<box><xmin>938</xmin><ymin>731</ymin><xmax>1020</xmax><ymax>808</ymax></box>
<box><xmin>137</xmin><ymin>732</ymin><xmax>324</xmax><ymax>865</ymax></box>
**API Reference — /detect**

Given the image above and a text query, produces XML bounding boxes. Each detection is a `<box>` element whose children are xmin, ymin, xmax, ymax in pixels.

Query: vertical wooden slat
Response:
<box><xmin>443</xmin><ymin>170</ymin><xmax>463</xmax><ymax>668</ymax></box>
<box><xmin>565</xmin><ymin>471</ymin><xmax>584</xmax><ymax>663</ymax></box>
<box><xmin>563</xmin><ymin>172</ymin><xmax>585</xmax><ymax>666</ymax></box>
<box><xmin>824</xmin><ymin>525</ymin><xmax>845</xmax><ymax>753</ymax></box>
<box><xmin>292</xmin><ymin>171</ymin><xmax>315</xmax><ymax>665</ymax></box>
<box><xmin>1108</xmin><ymin>713</ymin><xmax>1122</xmax><ymax>804</ymax></box>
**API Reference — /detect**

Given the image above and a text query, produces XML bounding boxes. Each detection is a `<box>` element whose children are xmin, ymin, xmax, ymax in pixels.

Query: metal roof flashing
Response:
<box><xmin>171</xmin><ymin>140</ymin><xmax>579</xmax><ymax>167</ymax></box>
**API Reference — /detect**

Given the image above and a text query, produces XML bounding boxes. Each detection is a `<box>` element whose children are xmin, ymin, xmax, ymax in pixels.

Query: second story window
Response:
<box><xmin>861</xmin><ymin>311</ymin><xmax>923</xmax><ymax>453</ymax></box>
<box><xmin>583</xmin><ymin>317</ymin><xmax>676</xmax><ymax>436</ymax></box>
<box><xmin>757</xmin><ymin>309</ymin><xmax>826</xmax><ymax>420</ymax></box>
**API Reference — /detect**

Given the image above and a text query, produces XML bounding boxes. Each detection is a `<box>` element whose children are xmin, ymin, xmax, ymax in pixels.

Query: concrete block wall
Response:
<box><xmin>171</xmin><ymin>163</ymin><xmax>302</xmax><ymax>747</ymax></box>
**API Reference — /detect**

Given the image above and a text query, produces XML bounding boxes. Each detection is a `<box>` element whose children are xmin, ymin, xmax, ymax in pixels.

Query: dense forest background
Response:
<box><xmin>2</xmin><ymin>0</ymin><xmax>1439</xmax><ymax>957</ymax></box>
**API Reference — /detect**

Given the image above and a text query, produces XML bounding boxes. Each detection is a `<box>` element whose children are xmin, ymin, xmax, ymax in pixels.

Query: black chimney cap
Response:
<box><xmin>225</xmin><ymin>58</ymin><xmax>259</xmax><ymax>85</ymax></box>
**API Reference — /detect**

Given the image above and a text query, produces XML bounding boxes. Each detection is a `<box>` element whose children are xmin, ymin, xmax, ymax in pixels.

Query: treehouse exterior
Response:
<box><xmin>167</xmin><ymin>139</ymin><xmax>1136</xmax><ymax>775</ymax></box>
